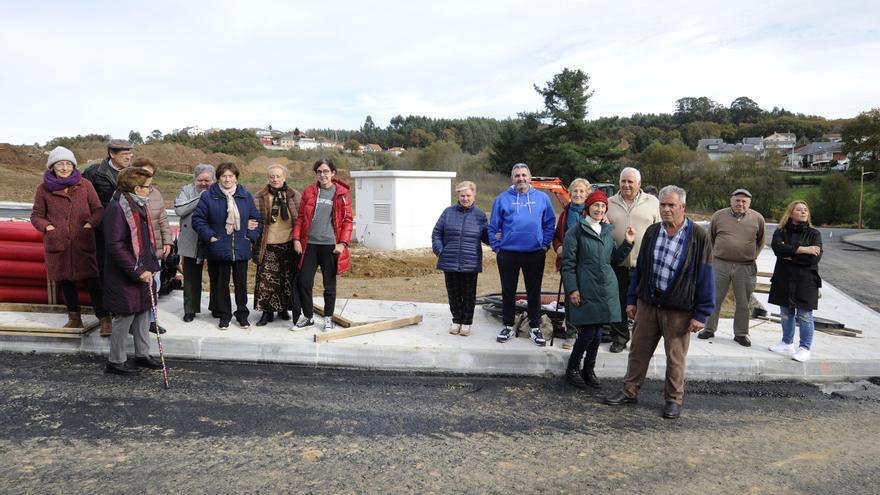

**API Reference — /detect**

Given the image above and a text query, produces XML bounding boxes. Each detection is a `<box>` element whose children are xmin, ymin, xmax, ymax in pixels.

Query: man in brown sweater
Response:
<box><xmin>698</xmin><ymin>188</ymin><xmax>765</xmax><ymax>346</ymax></box>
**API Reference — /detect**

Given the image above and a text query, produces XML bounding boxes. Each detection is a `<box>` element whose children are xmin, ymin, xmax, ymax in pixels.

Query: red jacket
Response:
<box><xmin>293</xmin><ymin>179</ymin><xmax>353</xmax><ymax>273</ymax></box>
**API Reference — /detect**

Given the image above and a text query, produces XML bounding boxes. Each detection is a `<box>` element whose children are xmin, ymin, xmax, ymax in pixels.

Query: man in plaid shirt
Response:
<box><xmin>603</xmin><ymin>185</ymin><xmax>715</xmax><ymax>419</ymax></box>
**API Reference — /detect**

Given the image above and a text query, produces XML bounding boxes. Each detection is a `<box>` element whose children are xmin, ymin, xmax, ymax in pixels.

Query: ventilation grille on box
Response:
<box><xmin>374</xmin><ymin>203</ymin><xmax>391</xmax><ymax>223</ymax></box>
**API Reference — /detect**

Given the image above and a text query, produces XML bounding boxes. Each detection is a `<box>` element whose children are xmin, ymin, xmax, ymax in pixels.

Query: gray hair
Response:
<box><xmin>568</xmin><ymin>178</ymin><xmax>591</xmax><ymax>191</ymax></box>
<box><xmin>619</xmin><ymin>167</ymin><xmax>641</xmax><ymax>184</ymax></box>
<box><xmin>193</xmin><ymin>163</ymin><xmax>215</xmax><ymax>178</ymax></box>
<box><xmin>266</xmin><ymin>163</ymin><xmax>289</xmax><ymax>177</ymax></box>
<box><xmin>659</xmin><ymin>185</ymin><xmax>687</xmax><ymax>205</ymax></box>
<box><xmin>511</xmin><ymin>163</ymin><xmax>531</xmax><ymax>176</ymax></box>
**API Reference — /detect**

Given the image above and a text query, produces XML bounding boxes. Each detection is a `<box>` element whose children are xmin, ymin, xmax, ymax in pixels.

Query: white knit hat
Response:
<box><xmin>46</xmin><ymin>146</ymin><xmax>77</xmax><ymax>169</ymax></box>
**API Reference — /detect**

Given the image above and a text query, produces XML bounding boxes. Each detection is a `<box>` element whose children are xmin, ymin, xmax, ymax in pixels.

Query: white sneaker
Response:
<box><xmin>769</xmin><ymin>341</ymin><xmax>796</xmax><ymax>354</ymax></box>
<box><xmin>291</xmin><ymin>316</ymin><xmax>314</xmax><ymax>331</ymax></box>
<box><xmin>792</xmin><ymin>347</ymin><xmax>811</xmax><ymax>362</ymax></box>
<box><xmin>449</xmin><ymin>323</ymin><xmax>461</xmax><ymax>335</ymax></box>
<box><xmin>529</xmin><ymin>327</ymin><xmax>546</xmax><ymax>346</ymax></box>
<box><xmin>324</xmin><ymin>316</ymin><xmax>335</xmax><ymax>331</ymax></box>
<box><xmin>459</xmin><ymin>325</ymin><xmax>471</xmax><ymax>336</ymax></box>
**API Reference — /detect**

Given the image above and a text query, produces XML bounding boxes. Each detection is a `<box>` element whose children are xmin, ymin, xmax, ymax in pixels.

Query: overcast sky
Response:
<box><xmin>2</xmin><ymin>0</ymin><xmax>878</xmax><ymax>145</ymax></box>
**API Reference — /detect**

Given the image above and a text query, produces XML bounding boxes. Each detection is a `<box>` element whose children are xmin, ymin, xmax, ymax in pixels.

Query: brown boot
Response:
<box><xmin>63</xmin><ymin>312</ymin><xmax>83</xmax><ymax>329</ymax></box>
<box><xmin>100</xmin><ymin>316</ymin><xmax>113</xmax><ymax>337</ymax></box>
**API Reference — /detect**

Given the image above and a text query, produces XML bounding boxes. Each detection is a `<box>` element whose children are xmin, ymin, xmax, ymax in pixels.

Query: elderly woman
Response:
<box><xmin>293</xmin><ymin>158</ymin><xmax>353</xmax><ymax>331</ymax></box>
<box><xmin>132</xmin><ymin>158</ymin><xmax>173</xmax><ymax>334</ymax></box>
<box><xmin>768</xmin><ymin>200</ymin><xmax>823</xmax><ymax>362</ymax></box>
<box><xmin>431</xmin><ymin>181</ymin><xmax>489</xmax><ymax>336</ymax></box>
<box><xmin>253</xmin><ymin>164</ymin><xmax>302</xmax><ymax>326</ymax></box>
<box><xmin>31</xmin><ymin>146</ymin><xmax>112</xmax><ymax>335</ymax></box>
<box><xmin>551</xmin><ymin>178</ymin><xmax>591</xmax><ymax>353</ymax></box>
<box><xmin>174</xmin><ymin>163</ymin><xmax>215</xmax><ymax>322</ymax></box>
<box><xmin>192</xmin><ymin>162</ymin><xmax>262</xmax><ymax>330</ymax></box>
<box><xmin>102</xmin><ymin>167</ymin><xmax>163</xmax><ymax>375</ymax></box>
<box><xmin>562</xmin><ymin>191</ymin><xmax>634</xmax><ymax>389</ymax></box>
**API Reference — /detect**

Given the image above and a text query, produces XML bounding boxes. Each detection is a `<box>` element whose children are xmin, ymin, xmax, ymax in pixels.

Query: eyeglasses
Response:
<box><xmin>316</xmin><ymin>169</ymin><xmax>333</xmax><ymax>176</ymax></box>
<box><xmin>136</xmin><ymin>184</ymin><xmax>154</xmax><ymax>191</ymax></box>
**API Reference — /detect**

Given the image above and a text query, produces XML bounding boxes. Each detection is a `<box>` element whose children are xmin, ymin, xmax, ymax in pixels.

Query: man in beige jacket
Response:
<box><xmin>605</xmin><ymin>167</ymin><xmax>661</xmax><ymax>352</ymax></box>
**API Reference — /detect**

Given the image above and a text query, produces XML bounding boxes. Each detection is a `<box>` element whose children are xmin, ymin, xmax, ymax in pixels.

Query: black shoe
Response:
<box><xmin>183</xmin><ymin>313</ymin><xmax>195</xmax><ymax>322</ymax></box>
<box><xmin>662</xmin><ymin>401</ymin><xmax>682</xmax><ymax>419</ymax></box>
<box><xmin>105</xmin><ymin>361</ymin><xmax>141</xmax><ymax>375</ymax></box>
<box><xmin>697</xmin><ymin>329</ymin><xmax>714</xmax><ymax>340</ymax></box>
<box><xmin>278</xmin><ymin>310</ymin><xmax>290</xmax><ymax>321</ymax></box>
<box><xmin>733</xmin><ymin>335</ymin><xmax>751</xmax><ymax>347</ymax></box>
<box><xmin>236</xmin><ymin>316</ymin><xmax>250</xmax><ymax>329</ymax></box>
<box><xmin>219</xmin><ymin>319</ymin><xmax>230</xmax><ymax>330</ymax></box>
<box><xmin>582</xmin><ymin>369</ymin><xmax>601</xmax><ymax>389</ymax></box>
<box><xmin>609</xmin><ymin>342</ymin><xmax>626</xmax><ymax>353</ymax></box>
<box><xmin>148</xmin><ymin>323</ymin><xmax>167</xmax><ymax>334</ymax></box>
<box><xmin>212</xmin><ymin>311</ymin><xmax>220</xmax><ymax>318</ymax></box>
<box><xmin>604</xmin><ymin>391</ymin><xmax>638</xmax><ymax>405</ymax></box>
<box><xmin>565</xmin><ymin>368</ymin><xmax>586</xmax><ymax>389</ymax></box>
<box><xmin>134</xmin><ymin>356</ymin><xmax>164</xmax><ymax>369</ymax></box>
<box><xmin>496</xmin><ymin>326</ymin><xmax>513</xmax><ymax>343</ymax></box>
<box><xmin>256</xmin><ymin>312</ymin><xmax>273</xmax><ymax>327</ymax></box>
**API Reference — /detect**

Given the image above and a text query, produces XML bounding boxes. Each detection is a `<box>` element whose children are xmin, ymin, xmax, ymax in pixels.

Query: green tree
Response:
<box><xmin>147</xmin><ymin>129</ymin><xmax>163</xmax><ymax>143</ymax></box>
<box><xmin>343</xmin><ymin>139</ymin><xmax>361</xmax><ymax>152</ymax></box>
<box><xmin>128</xmin><ymin>130</ymin><xmax>144</xmax><ymax>145</ymax></box>
<box><xmin>842</xmin><ymin>108</ymin><xmax>880</xmax><ymax>175</ymax></box>
<box><xmin>806</xmin><ymin>173</ymin><xmax>858</xmax><ymax>225</ymax></box>
<box><xmin>729</xmin><ymin>97</ymin><xmax>763</xmax><ymax>125</ymax></box>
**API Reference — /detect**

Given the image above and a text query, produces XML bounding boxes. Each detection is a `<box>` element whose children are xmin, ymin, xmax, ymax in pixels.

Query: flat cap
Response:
<box><xmin>731</xmin><ymin>188</ymin><xmax>752</xmax><ymax>198</ymax></box>
<box><xmin>107</xmin><ymin>138</ymin><xmax>133</xmax><ymax>150</ymax></box>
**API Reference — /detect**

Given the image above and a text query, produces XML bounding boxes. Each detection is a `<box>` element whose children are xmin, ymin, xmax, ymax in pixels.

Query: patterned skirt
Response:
<box><xmin>255</xmin><ymin>241</ymin><xmax>295</xmax><ymax>312</ymax></box>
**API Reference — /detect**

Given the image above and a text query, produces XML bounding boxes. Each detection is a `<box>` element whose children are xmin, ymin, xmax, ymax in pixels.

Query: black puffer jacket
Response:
<box><xmin>768</xmin><ymin>223</ymin><xmax>822</xmax><ymax>310</ymax></box>
<box><xmin>82</xmin><ymin>158</ymin><xmax>119</xmax><ymax>208</ymax></box>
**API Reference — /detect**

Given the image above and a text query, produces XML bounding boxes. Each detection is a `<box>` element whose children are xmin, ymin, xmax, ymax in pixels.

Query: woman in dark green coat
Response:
<box><xmin>562</xmin><ymin>191</ymin><xmax>634</xmax><ymax>388</ymax></box>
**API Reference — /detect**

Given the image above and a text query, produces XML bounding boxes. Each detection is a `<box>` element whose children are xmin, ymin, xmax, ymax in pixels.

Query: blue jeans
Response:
<box><xmin>779</xmin><ymin>306</ymin><xmax>814</xmax><ymax>350</ymax></box>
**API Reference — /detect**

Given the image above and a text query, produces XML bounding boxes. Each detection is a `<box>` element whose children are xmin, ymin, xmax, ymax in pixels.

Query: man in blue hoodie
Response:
<box><xmin>488</xmin><ymin>163</ymin><xmax>556</xmax><ymax>346</ymax></box>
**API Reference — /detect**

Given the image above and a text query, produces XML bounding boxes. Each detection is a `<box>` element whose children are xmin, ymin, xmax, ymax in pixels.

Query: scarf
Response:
<box><xmin>221</xmin><ymin>184</ymin><xmax>241</xmax><ymax>235</ymax></box>
<box><xmin>118</xmin><ymin>192</ymin><xmax>156</xmax><ymax>261</ymax></box>
<box><xmin>268</xmin><ymin>183</ymin><xmax>290</xmax><ymax>224</ymax></box>
<box><xmin>43</xmin><ymin>169</ymin><xmax>82</xmax><ymax>192</ymax></box>
<box><xmin>567</xmin><ymin>203</ymin><xmax>585</xmax><ymax>231</ymax></box>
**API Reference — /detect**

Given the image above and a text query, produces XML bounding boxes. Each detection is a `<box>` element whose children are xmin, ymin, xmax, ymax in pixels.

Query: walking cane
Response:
<box><xmin>552</xmin><ymin>275</ymin><xmax>564</xmax><ymax>347</ymax></box>
<box><xmin>149</xmin><ymin>279</ymin><xmax>170</xmax><ymax>389</ymax></box>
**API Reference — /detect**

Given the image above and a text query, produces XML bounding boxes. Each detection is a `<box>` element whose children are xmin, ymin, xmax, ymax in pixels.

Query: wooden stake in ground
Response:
<box><xmin>313</xmin><ymin>304</ymin><xmax>358</xmax><ymax>328</ymax></box>
<box><xmin>314</xmin><ymin>315</ymin><xmax>423</xmax><ymax>343</ymax></box>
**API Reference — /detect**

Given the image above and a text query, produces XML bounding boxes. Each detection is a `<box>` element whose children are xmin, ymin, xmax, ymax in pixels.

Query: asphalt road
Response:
<box><xmin>764</xmin><ymin>226</ymin><xmax>880</xmax><ymax>312</ymax></box>
<box><xmin>2</xmin><ymin>352</ymin><xmax>879</xmax><ymax>494</ymax></box>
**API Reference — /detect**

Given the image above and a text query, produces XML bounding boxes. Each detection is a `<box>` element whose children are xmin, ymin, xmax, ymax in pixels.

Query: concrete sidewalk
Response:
<box><xmin>842</xmin><ymin>230</ymin><xmax>880</xmax><ymax>251</ymax></box>
<box><xmin>2</xmin><ymin>248</ymin><xmax>879</xmax><ymax>382</ymax></box>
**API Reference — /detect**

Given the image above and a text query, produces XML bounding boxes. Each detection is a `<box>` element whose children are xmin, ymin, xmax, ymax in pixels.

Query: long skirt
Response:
<box><xmin>254</xmin><ymin>241</ymin><xmax>296</xmax><ymax>312</ymax></box>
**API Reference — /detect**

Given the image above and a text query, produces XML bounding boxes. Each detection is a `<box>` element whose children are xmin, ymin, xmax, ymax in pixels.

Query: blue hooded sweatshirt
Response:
<box><xmin>488</xmin><ymin>185</ymin><xmax>556</xmax><ymax>252</ymax></box>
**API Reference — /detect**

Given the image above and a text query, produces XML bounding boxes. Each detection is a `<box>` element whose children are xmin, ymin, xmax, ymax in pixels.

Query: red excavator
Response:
<box><xmin>530</xmin><ymin>176</ymin><xmax>615</xmax><ymax>207</ymax></box>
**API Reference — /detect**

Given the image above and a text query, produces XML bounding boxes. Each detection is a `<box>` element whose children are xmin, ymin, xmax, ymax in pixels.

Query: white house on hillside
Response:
<box><xmin>296</xmin><ymin>137</ymin><xmax>318</xmax><ymax>150</ymax></box>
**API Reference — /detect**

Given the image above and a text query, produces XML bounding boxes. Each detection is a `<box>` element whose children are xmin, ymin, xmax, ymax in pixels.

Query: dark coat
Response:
<box><xmin>562</xmin><ymin>221</ymin><xmax>633</xmax><ymax>325</ymax></box>
<box><xmin>192</xmin><ymin>183</ymin><xmax>263</xmax><ymax>262</ymax></box>
<box><xmin>30</xmin><ymin>179</ymin><xmax>104</xmax><ymax>281</ymax></box>
<box><xmin>293</xmin><ymin>179</ymin><xmax>353</xmax><ymax>273</ymax></box>
<box><xmin>253</xmin><ymin>184</ymin><xmax>302</xmax><ymax>264</ymax></box>
<box><xmin>431</xmin><ymin>203</ymin><xmax>489</xmax><ymax>273</ymax></box>
<box><xmin>768</xmin><ymin>224</ymin><xmax>822</xmax><ymax>310</ymax></box>
<box><xmin>81</xmin><ymin>158</ymin><xmax>119</xmax><ymax>209</ymax></box>
<box><xmin>102</xmin><ymin>193</ymin><xmax>160</xmax><ymax>315</ymax></box>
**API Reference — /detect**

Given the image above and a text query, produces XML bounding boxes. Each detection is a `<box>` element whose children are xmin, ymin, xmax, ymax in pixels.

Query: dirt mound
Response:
<box><xmin>0</xmin><ymin>144</ymin><xmax>44</xmax><ymax>171</ymax></box>
<box><xmin>131</xmin><ymin>143</ymin><xmax>242</xmax><ymax>173</ymax></box>
<box><xmin>245</xmin><ymin>156</ymin><xmax>314</xmax><ymax>178</ymax></box>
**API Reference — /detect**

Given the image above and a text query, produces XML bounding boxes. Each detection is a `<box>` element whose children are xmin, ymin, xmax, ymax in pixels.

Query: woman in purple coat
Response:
<box><xmin>101</xmin><ymin>167</ymin><xmax>163</xmax><ymax>376</ymax></box>
<box><xmin>31</xmin><ymin>146</ymin><xmax>112</xmax><ymax>334</ymax></box>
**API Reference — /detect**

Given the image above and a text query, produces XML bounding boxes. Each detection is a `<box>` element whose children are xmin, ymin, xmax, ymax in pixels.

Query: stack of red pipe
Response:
<box><xmin>0</xmin><ymin>220</ymin><xmax>92</xmax><ymax>305</ymax></box>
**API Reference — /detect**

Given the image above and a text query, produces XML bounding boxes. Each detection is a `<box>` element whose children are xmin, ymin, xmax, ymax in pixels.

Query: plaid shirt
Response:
<box><xmin>651</xmin><ymin>221</ymin><xmax>689</xmax><ymax>292</ymax></box>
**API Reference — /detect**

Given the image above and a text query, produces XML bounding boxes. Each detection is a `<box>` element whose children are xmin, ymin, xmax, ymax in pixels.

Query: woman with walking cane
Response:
<box><xmin>561</xmin><ymin>191</ymin><xmax>634</xmax><ymax>389</ymax></box>
<box><xmin>102</xmin><ymin>167</ymin><xmax>164</xmax><ymax>375</ymax></box>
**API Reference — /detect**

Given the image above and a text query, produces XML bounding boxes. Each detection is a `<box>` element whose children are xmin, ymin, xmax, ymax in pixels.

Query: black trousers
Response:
<box><xmin>299</xmin><ymin>244</ymin><xmax>338</xmax><ymax>319</ymax></box>
<box><xmin>497</xmin><ymin>249</ymin><xmax>545</xmax><ymax>328</ymax></box>
<box><xmin>444</xmin><ymin>272</ymin><xmax>479</xmax><ymax>325</ymax></box>
<box><xmin>568</xmin><ymin>324</ymin><xmax>602</xmax><ymax>371</ymax></box>
<box><xmin>59</xmin><ymin>278</ymin><xmax>108</xmax><ymax>318</ymax></box>
<box><xmin>207</xmin><ymin>259</ymin><xmax>249</xmax><ymax>321</ymax></box>
<box><xmin>609</xmin><ymin>265</ymin><xmax>633</xmax><ymax>345</ymax></box>
<box><xmin>182</xmin><ymin>256</ymin><xmax>204</xmax><ymax>315</ymax></box>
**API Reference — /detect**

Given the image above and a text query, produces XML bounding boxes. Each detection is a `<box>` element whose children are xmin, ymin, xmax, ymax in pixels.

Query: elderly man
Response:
<box><xmin>488</xmin><ymin>163</ymin><xmax>556</xmax><ymax>346</ymax></box>
<box><xmin>82</xmin><ymin>138</ymin><xmax>134</xmax><ymax>336</ymax></box>
<box><xmin>604</xmin><ymin>186</ymin><xmax>715</xmax><ymax>419</ymax></box>
<box><xmin>605</xmin><ymin>167</ymin><xmax>661</xmax><ymax>353</ymax></box>
<box><xmin>698</xmin><ymin>189</ymin><xmax>765</xmax><ymax>346</ymax></box>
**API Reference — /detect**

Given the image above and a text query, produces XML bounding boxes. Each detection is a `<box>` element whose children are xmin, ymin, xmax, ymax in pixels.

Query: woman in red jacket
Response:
<box><xmin>292</xmin><ymin>158</ymin><xmax>353</xmax><ymax>331</ymax></box>
<box><xmin>31</xmin><ymin>146</ymin><xmax>112</xmax><ymax>334</ymax></box>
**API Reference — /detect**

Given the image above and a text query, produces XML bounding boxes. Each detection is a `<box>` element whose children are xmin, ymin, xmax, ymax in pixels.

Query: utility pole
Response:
<box><xmin>859</xmin><ymin>166</ymin><xmax>876</xmax><ymax>229</ymax></box>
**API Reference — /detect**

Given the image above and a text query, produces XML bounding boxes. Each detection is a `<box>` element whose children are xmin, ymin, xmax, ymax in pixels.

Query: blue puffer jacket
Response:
<box><xmin>192</xmin><ymin>183</ymin><xmax>263</xmax><ymax>262</ymax></box>
<box><xmin>432</xmin><ymin>204</ymin><xmax>489</xmax><ymax>273</ymax></box>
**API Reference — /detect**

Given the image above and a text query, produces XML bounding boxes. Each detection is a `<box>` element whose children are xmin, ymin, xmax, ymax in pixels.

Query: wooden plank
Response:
<box><xmin>754</xmin><ymin>283</ymin><xmax>771</xmax><ymax>294</ymax></box>
<box><xmin>0</xmin><ymin>303</ymin><xmax>94</xmax><ymax>314</ymax></box>
<box><xmin>312</xmin><ymin>304</ymin><xmax>358</xmax><ymax>328</ymax></box>
<box><xmin>0</xmin><ymin>330</ymin><xmax>83</xmax><ymax>339</ymax></box>
<box><xmin>757</xmin><ymin>271</ymin><xmax>774</xmax><ymax>278</ymax></box>
<box><xmin>314</xmin><ymin>315</ymin><xmax>423</xmax><ymax>343</ymax></box>
<box><xmin>0</xmin><ymin>320</ymin><xmax>99</xmax><ymax>335</ymax></box>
